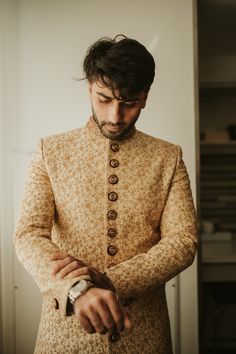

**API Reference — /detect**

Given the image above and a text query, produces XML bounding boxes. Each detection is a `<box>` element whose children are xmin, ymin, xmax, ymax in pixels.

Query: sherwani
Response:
<box><xmin>14</xmin><ymin>118</ymin><xmax>198</xmax><ymax>354</ymax></box>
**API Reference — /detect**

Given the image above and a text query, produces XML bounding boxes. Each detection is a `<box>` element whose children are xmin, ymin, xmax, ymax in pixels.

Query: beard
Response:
<box><xmin>92</xmin><ymin>107</ymin><xmax>139</xmax><ymax>140</ymax></box>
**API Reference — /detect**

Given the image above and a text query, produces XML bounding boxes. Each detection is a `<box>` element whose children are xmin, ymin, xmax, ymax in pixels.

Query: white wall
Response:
<box><xmin>1</xmin><ymin>1</ymin><xmax>198</xmax><ymax>353</ymax></box>
<box><xmin>1</xmin><ymin>0</ymin><xmax>18</xmax><ymax>353</ymax></box>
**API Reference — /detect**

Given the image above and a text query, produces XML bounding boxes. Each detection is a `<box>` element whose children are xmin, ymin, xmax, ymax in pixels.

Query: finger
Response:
<box><xmin>86</xmin><ymin>307</ymin><xmax>107</xmax><ymax>335</ymax></box>
<box><xmin>65</xmin><ymin>267</ymin><xmax>92</xmax><ymax>279</ymax></box>
<box><xmin>79</xmin><ymin>315</ymin><xmax>96</xmax><ymax>334</ymax></box>
<box><xmin>96</xmin><ymin>302</ymin><xmax>115</xmax><ymax>332</ymax></box>
<box><xmin>58</xmin><ymin>264</ymin><xmax>90</xmax><ymax>279</ymax></box>
<box><xmin>51</xmin><ymin>256</ymin><xmax>75</xmax><ymax>275</ymax></box>
<box><xmin>105</xmin><ymin>292</ymin><xmax>125</xmax><ymax>332</ymax></box>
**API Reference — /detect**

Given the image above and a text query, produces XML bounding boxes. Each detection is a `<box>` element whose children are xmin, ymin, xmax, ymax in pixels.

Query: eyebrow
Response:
<box><xmin>96</xmin><ymin>91</ymin><xmax>140</xmax><ymax>102</ymax></box>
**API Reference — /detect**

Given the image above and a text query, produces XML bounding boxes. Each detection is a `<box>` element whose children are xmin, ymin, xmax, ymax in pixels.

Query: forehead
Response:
<box><xmin>91</xmin><ymin>81</ymin><xmax>114</xmax><ymax>95</ymax></box>
<box><xmin>90</xmin><ymin>81</ymin><xmax>144</xmax><ymax>101</ymax></box>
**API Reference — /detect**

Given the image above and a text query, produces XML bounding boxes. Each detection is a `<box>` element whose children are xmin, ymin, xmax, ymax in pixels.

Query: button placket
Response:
<box><xmin>107</xmin><ymin>142</ymin><xmax>120</xmax><ymax>263</ymax></box>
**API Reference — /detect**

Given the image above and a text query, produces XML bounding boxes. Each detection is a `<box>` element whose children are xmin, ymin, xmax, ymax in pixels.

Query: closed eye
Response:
<box><xmin>99</xmin><ymin>99</ymin><xmax>111</xmax><ymax>104</ymax></box>
<box><xmin>124</xmin><ymin>101</ymin><xmax>137</xmax><ymax>108</ymax></box>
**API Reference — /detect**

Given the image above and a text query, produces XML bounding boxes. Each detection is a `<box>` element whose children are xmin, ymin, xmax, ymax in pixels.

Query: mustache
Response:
<box><xmin>101</xmin><ymin>121</ymin><xmax>126</xmax><ymax>128</ymax></box>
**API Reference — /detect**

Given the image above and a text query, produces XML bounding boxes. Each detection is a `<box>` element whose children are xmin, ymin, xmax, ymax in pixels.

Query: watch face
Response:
<box><xmin>69</xmin><ymin>279</ymin><xmax>93</xmax><ymax>305</ymax></box>
<box><xmin>75</xmin><ymin>279</ymin><xmax>88</xmax><ymax>292</ymax></box>
<box><xmin>72</xmin><ymin>279</ymin><xmax>90</xmax><ymax>296</ymax></box>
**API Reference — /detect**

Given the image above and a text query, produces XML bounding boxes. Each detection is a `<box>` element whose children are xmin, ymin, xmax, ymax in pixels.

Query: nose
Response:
<box><xmin>109</xmin><ymin>102</ymin><xmax>124</xmax><ymax>124</ymax></box>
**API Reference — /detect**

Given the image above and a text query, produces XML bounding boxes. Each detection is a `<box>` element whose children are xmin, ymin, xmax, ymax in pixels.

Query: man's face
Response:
<box><xmin>88</xmin><ymin>81</ymin><xmax>148</xmax><ymax>140</ymax></box>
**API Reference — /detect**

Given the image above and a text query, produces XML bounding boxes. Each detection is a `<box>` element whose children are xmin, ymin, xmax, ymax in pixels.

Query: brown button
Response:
<box><xmin>107</xmin><ymin>263</ymin><xmax>116</xmax><ymax>268</ymax></box>
<box><xmin>108</xmin><ymin>245</ymin><xmax>118</xmax><ymax>256</ymax></box>
<box><xmin>108</xmin><ymin>192</ymin><xmax>118</xmax><ymax>202</ymax></box>
<box><xmin>53</xmin><ymin>298</ymin><xmax>59</xmax><ymax>310</ymax></box>
<box><xmin>108</xmin><ymin>175</ymin><xmax>119</xmax><ymax>184</ymax></box>
<box><xmin>110</xmin><ymin>159</ymin><xmax>119</xmax><ymax>168</ymax></box>
<box><xmin>107</xmin><ymin>210</ymin><xmax>117</xmax><ymax>220</ymax></box>
<box><xmin>109</xmin><ymin>331</ymin><xmax>120</xmax><ymax>342</ymax></box>
<box><xmin>108</xmin><ymin>228</ymin><xmax>117</xmax><ymax>238</ymax></box>
<box><xmin>111</xmin><ymin>143</ymin><xmax>120</xmax><ymax>152</ymax></box>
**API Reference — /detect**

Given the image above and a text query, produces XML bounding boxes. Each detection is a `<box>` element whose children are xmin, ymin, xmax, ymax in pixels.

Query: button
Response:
<box><xmin>111</xmin><ymin>143</ymin><xmax>119</xmax><ymax>152</ymax></box>
<box><xmin>108</xmin><ymin>192</ymin><xmax>118</xmax><ymax>202</ymax></box>
<box><xmin>107</xmin><ymin>263</ymin><xmax>116</xmax><ymax>268</ymax></box>
<box><xmin>108</xmin><ymin>228</ymin><xmax>117</xmax><ymax>238</ymax></box>
<box><xmin>109</xmin><ymin>331</ymin><xmax>120</xmax><ymax>342</ymax></box>
<box><xmin>53</xmin><ymin>298</ymin><xmax>59</xmax><ymax>310</ymax></box>
<box><xmin>110</xmin><ymin>159</ymin><xmax>119</xmax><ymax>168</ymax></box>
<box><xmin>107</xmin><ymin>210</ymin><xmax>117</xmax><ymax>220</ymax></box>
<box><xmin>108</xmin><ymin>245</ymin><xmax>118</xmax><ymax>256</ymax></box>
<box><xmin>108</xmin><ymin>175</ymin><xmax>119</xmax><ymax>184</ymax></box>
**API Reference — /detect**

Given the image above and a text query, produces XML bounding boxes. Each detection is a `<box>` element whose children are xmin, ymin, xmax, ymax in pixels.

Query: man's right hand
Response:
<box><xmin>74</xmin><ymin>287</ymin><xmax>131</xmax><ymax>335</ymax></box>
<box><xmin>50</xmin><ymin>252</ymin><xmax>115</xmax><ymax>292</ymax></box>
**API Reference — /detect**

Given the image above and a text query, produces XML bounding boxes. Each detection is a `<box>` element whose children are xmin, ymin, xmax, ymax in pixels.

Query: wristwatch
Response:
<box><xmin>68</xmin><ymin>279</ymin><xmax>94</xmax><ymax>305</ymax></box>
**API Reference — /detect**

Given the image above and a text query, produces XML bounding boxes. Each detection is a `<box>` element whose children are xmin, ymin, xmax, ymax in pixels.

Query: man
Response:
<box><xmin>14</xmin><ymin>35</ymin><xmax>198</xmax><ymax>354</ymax></box>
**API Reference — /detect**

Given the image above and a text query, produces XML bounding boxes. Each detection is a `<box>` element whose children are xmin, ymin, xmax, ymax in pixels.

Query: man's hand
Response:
<box><xmin>50</xmin><ymin>252</ymin><xmax>132</xmax><ymax>334</ymax></box>
<box><xmin>74</xmin><ymin>287</ymin><xmax>131</xmax><ymax>335</ymax></box>
<box><xmin>50</xmin><ymin>252</ymin><xmax>114</xmax><ymax>291</ymax></box>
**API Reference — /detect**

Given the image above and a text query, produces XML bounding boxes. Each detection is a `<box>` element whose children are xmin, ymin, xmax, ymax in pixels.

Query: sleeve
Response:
<box><xmin>13</xmin><ymin>139</ymin><xmax>91</xmax><ymax>316</ymax></box>
<box><xmin>104</xmin><ymin>145</ymin><xmax>198</xmax><ymax>302</ymax></box>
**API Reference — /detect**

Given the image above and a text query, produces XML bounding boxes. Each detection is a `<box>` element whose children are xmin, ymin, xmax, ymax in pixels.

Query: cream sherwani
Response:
<box><xmin>14</xmin><ymin>118</ymin><xmax>198</xmax><ymax>354</ymax></box>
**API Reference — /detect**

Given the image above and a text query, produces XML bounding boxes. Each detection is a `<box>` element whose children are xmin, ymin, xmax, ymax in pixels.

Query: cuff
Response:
<box><xmin>51</xmin><ymin>274</ymin><xmax>92</xmax><ymax>316</ymax></box>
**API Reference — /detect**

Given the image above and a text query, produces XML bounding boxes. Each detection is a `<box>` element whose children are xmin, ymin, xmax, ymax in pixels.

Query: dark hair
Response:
<box><xmin>83</xmin><ymin>35</ymin><xmax>155</xmax><ymax>99</ymax></box>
